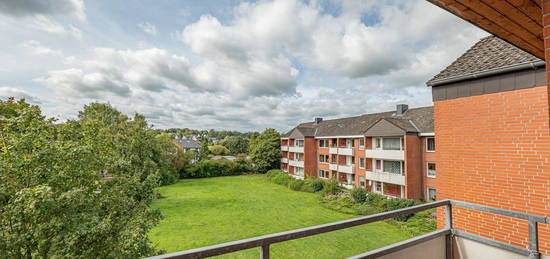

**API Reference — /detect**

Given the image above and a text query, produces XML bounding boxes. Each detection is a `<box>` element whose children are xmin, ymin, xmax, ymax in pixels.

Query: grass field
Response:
<box><xmin>149</xmin><ymin>175</ymin><xmax>412</xmax><ymax>258</ymax></box>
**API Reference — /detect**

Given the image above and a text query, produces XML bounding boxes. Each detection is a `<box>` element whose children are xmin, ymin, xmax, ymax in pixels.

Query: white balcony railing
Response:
<box><xmin>337</xmin><ymin>147</ymin><xmax>354</xmax><ymax>156</ymax></box>
<box><xmin>281</xmin><ymin>157</ymin><xmax>288</xmax><ymax>163</ymax></box>
<box><xmin>281</xmin><ymin>146</ymin><xmax>288</xmax><ymax>151</ymax></box>
<box><xmin>329</xmin><ymin>147</ymin><xmax>338</xmax><ymax>154</ymax></box>
<box><xmin>329</xmin><ymin>163</ymin><xmax>338</xmax><ymax>171</ymax></box>
<box><xmin>338</xmin><ymin>164</ymin><xmax>354</xmax><ymax>174</ymax></box>
<box><xmin>288</xmin><ymin>146</ymin><xmax>304</xmax><ymax>153</ymax></box>
<box><xmin>365</xmin><ymin>149</ymin><xmax>404</xmax><ymax>160</ymax></box>
<box><xmin>288</xmin><ymin>160</ymin><xmax>304</xmax><ymax>168</ymax></box>
<box><xmin>365</xmin><ymin>170</ymin><xmax>405</xmax><ymax>185</ymax></box>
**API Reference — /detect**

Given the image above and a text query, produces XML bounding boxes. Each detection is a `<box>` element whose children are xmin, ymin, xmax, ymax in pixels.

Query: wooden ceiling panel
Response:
<box><xmin>427</xmin><ymin>0</ymin><xmax>544</xmax><ymax>59</ymax></box>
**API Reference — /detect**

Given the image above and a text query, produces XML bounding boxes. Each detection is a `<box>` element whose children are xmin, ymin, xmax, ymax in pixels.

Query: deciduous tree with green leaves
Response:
<box><xmin>248</xmin><ymin>128</ymin><xmax>281</xmax><ymax>173</ymax></box>
<box><xmin>219</xmin><ymin>136</ymin><xmax>249</xmax><ymax>155</ymax></box>
<box><xmin>0</xmin><ymin>99</ymin><xmax>175</xmax><ymax>258</ymax></box>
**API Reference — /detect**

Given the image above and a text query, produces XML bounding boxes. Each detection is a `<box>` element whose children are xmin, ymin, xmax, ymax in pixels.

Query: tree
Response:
<box><xmin>219</xmin><ymin>136</ymin><xmax>249</xmax><ymax>155</ymax></box>
<box><xmin>0</xmin><ymin>99</ymin><xmax>170</xmax><ymax>258</ymax></box>
<box><xmin>208</xmin><ymin>145</ymin><xmax>230</xmax><ymax>156</ymax></box>
<box><xmin>199</xmin><ymin>141</ymin><xmax>210</xmax><ymax>160</ymax></box>
<box><xmin>248</xmin><ymin>128</ymin><xmax>281</xmax><ymax>173</ymax></box>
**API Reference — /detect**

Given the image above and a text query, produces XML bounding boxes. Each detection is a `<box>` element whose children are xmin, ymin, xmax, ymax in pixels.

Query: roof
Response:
<box><xmin>427</xmin><ymin>36</ymin><xmax>542</xmax><ymax>86</ymax></box>
<box><xmin>283</xmin><ymin>106</ymin><xmax>434</xmax><ymax>138</ymax></box>
<box><xmin>211</xmin><ymin>155</ymin><xmax>236</xmax><ymax>161</ymax></box>
<box><xmin>175</xmin><ymin>139</ymin><xmax>200</xmax><ymax>149</ymax></box>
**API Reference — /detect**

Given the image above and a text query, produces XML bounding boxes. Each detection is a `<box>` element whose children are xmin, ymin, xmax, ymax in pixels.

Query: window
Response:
<box><xmin>359</xmin><ymin>158</ymin><xmax>365</xmax><ymax>169</ymax></box>
<box><xmin>331</xmin><ymin>139</ymin><xmax>337</xmax><ymax>147</ymax></box>
<box><xmin>346</xmin><ymin>139</ymin><xmax>354</xmax><ymax>148</ymax></box>
<box><xmin>331</xmin><ymin>154</ymin><xmax>337</xmax><ymax>163</ymax></box>
<box><xmin>426</xmin><ymin>137</ymin><xmax>435</xmax><ymax>152</ymax></box>
<box><xmin>383</xmin><ymin>160</ymin><xmax>402</xmax><ymax>174</ymax></box>
<box><xmin>318</xmin><ymin>169</ymin><xmax>329</xmax><ymax>178</ymax></box>
<box><xmin>375</xmin><ymin>159</ymin><xmax>382</xmax><ymax>170</ymax></box>
<box><xmin>331</xmin><ymin>170</ymin><xmax>337</xmax><ymax>179</ymax></box>
<box><xmin>375</xmin><ymin>138</ymin><xmax>382</xmax><ymax>149</ymax></box>
<box><xmin>295</xmin><ymin>167</ymin><xmax>304</xmax><ymax>176</ymax></box>
<box><xmin>295</xmin><ymin>139</ymin><xmax>304</xmax><ymax>147</ymax></box>
<box><xmin>319</xmin><ymin>139</ymin><xmax>328</xmax><ymax>148</ymax></box>
<box><xmin>359</xmin><ymin>138</ymin><xmax>365</xmax><ymax>149</ymax></box>
<box><xmin>296</xmin><ymin>153</ymin><xmax>304</xmax><ymax>161</ymax></box>
<box><xmin>427</xmin><ymin>187</ymin><xmax>436</xmax><ymax>201</ymax></box>
<box><xmin>351</xmin><ymin>156</ymin><xmax>355</xmax><ymax>165</ymax></box>
<box><xmin>319</xmin><ymin>154</ymin><xmax>329</xmax><ymax>163</ymax></box>
<box><xmin>374</xmin><ymin>182</ymin><xmax>382</xmax><ymax>193</ymax></box>
<box><xmin>427</xmin><ymin>162</ymin><xmax>436</xmax><ymax>178</ymax></box>
<box><xmin>359</xmin><ymin>176</ymin><xmax>365</xmax><ymax>187</ymax></box>
<box><xmin>383</xmin><ymin>138</ymin><xmax>401</xmax><ymax>150</ymax></box>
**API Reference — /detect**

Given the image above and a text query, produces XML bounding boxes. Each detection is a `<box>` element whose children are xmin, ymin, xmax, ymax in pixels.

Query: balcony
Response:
<box><xmin>365</xmin><ymin>149</ymin><xmax>404</xmax><ymax>160</ymax></box>
<box><xmin>337</xmin><ymin>147</ymin><xmax>354</xmax><ymax>156</ymax></box>
<box><xmin>366</xmin><ymin>170</ymin><xmax>405</xmax><ymax>185</ymax></box>
<box><xmin>151</xmin><ymin>200</ymin><xmax>549</xmax><ymax>259</ymax></box>
<box><xmin>329</xmin><ymin>163</ymin><xmax>338</xmax><ymax>171</ymax></box>
<box><xmin>281</xmin><ymin>157</ymin><xmax>288</xmax><ymax>163</ymax></box>
<box><xmin>288</xmin><ymin>146</ymin><xmax>304</xmax><ymax>153</ymax></box>
<box><xmin>329</xmin><ymin>147</ymin><xmax>338</xmax><ymax>154</ymax></box>
<box><xmin>281</xmin><ymin>146</ymin><xmax>288</xmax><ymax>151</ymax></box>
<box><xmin>338</xmin><ymin>164</ymin><xmax>354</xmax><ymax>174</ymax></box>
<box><xmin>288</xmin><ymin>160</ymin><xmax>304</xmax><ymax>168</ymax></box>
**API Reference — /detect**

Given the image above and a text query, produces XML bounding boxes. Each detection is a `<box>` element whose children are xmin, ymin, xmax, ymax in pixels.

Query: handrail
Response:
<box><xmin>147</xmin><ymin>199</ymin><xmax>550</xmax><ymax>259</ymax></box>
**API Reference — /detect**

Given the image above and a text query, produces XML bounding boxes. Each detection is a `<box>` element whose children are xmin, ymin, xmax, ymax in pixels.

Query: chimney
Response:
<box><xmin>396</xmin><ymin>104</ymin><xmax>408</xmax><ymax>116</ymax></box>
<box><xmin>314</xmin><ymin>117</ymin><xmax>323</xmax><ymax>124</ymax></box>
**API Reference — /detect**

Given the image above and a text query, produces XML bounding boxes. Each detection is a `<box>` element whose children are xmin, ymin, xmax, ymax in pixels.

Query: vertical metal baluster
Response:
<box><xmin>261</xmin><ymin>244</ymin><xmax>270</xmax><ymax>259</ymax></box>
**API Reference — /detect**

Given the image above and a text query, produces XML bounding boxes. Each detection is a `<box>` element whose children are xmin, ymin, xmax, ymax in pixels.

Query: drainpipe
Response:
<box><xmin>419</xmin><ymin>135</ymin><xmax>425</xmax><ymax>201</ymax></box>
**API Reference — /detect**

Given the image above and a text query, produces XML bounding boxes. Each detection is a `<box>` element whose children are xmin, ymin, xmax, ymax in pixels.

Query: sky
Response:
<box><xmin>0</xmin><ymin>0</ymin><xmax>487</xmax><ymax>132</ymax></box>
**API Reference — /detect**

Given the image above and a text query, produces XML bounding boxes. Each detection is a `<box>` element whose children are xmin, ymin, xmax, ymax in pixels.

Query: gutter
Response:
<box><xmin>427</xmin><ymin>60</ymin><xmax>545</xmax><ymax>87</ymax></box>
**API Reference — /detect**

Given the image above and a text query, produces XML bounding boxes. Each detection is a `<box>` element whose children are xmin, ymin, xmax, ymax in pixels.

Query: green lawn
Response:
<box><xmin>149</xmin><ymin>175</ymin><xmax>412</xmax><ymax>258</ymax></box>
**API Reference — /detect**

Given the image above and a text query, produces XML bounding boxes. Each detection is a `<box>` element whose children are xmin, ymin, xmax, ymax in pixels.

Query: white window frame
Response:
<box><xmin>295</xmin><ymin>139</ymin><xmax>305</xmax><ymax>147</ymax></box>
<box><xmin>318</xmin><ymin>169</ymin><xmax>328</xmax><ymax>179</ymax></box>
<box><xmin>427</xmin><ymin>187</ymin><xmax>436</xmax><ymax>201</ymax></box>
<box><xmin>318</xmin><ymin>154</ymin><xmax>329</xmax><ymax>164</ymax></box>
<box><xmin>427</xmin><ymin>162</ymin><xmax>436</xmax><ymax>178</ymax></box>
<box><xmin>359</xmin><ymin>157</ymin><xmax>365</xmax><ymax>169</ymax></box>
<box><xmin>359</xmin><ymin>176</ymin><xmax>365</xmax><ymax>187</ymax></box>
<box><xmin>319</xmin><ymin>139</ymin><xmax>328</xmax><ymax>148</ymax></box>
<box><xmin>359</xmin><ymin>138</ymin><xmax>365</xmax><ymax>150</ymax></box>
<box><xmin>382</xmin><ymin>137</ymin><xmax>402</xmax><ymax>151</ymax></box>
<box><xmin>426</xmin><ymin>137</ymin><xmax>435</xmax><ymax>152</ymax></box>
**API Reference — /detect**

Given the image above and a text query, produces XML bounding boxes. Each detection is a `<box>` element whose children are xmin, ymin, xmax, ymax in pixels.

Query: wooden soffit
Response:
<box><xmin>427</xmin><ymin>0</ymin><xmax>544</xmax><ymax>59</ymax></box>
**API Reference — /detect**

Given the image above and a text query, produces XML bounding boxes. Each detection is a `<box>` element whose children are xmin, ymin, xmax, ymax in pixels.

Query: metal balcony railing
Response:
<box><xmin>147</xmin><ymin>200</ymin><xmax>549</xmax><ymax>259</ymax></box>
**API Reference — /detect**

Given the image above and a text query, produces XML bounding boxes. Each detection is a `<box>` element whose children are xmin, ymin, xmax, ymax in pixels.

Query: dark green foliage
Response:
<box><xmin>391</xmin><ymin>209</ymin><xmax>437</xmax><ymax>236</ymax></box>
<box><xmin>350</xmin><ymin>188</ymin><xmax>368</xmax><ymax>203</ymax></box>
<box><xmin>182</xmin><ymin>159</ymin><xmax>248</xmax><ymax>178</ymax></box>
<box><xmin>208</xmin><ymin>145</ymin><xmax>230</xmax><ymax>156</ymax></box>
<box><xmin>219</xmin><ymin>136</ymin><xmax>249</xmax><ymax>155</ymax></box>
<box><xmin>271</xmin><ymin>173</ymin><xmax>293</xmax><ymax>186</ymax></box>
<box><xmin>0</xmin><ymin>99</ymin><xmax>173</xmax><ymax>258</ymax></box>
<box><xmin>386</xmin><ymin>198</ymin><xmax>419</xmax><ymax>221</ymax></box>
<box><xmin>288</xmin><ymin>179</ymin><xmax>304</xmax><ymax>191</ymax></box>
<box><xmin>366</xmin><ymin>192</ymin><xmax>388</xmax><ymax>210</ymax></box>
<box><xmin>322</xmin><ymin>179</ymin><xmax>341</xmax><ymax>195</ymax></box>
<box><xmin>199</xmin><ymin>141</ymin><xmax>210</xmax><ymax>160</ymax></box>
<box><xmin>248</xmin><ymin>129</ymin><xmax>281</xmax><ymax>173</ymax></box>
<box><xmin>304</xmin><ymin>178</ymin><xmax>325</xmax><ymax>192</ymax></box>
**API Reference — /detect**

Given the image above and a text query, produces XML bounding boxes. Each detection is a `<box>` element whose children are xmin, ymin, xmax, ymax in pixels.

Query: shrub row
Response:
<box><xmin>266</xmin><ymin>170</ymin><xmax>327</xmax><ymax>193</ymax></box>
<box><xmin>181</xmin><ymin>159</ymin><xmax>252</xmax><ymax>178</ymax></box>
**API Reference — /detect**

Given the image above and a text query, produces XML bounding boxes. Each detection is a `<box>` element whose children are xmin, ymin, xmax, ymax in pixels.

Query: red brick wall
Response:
<box><xmin>434</xmin><ymin>85</ymin><xmax>550</xmax><ymax>254</ymax></box>
<box><xmin>404</xmin><ymin>135</ymin><xmax>422</xmax><ymax>200</ymax></box>
<box><xmin>384</xmin><ymin>183</ymin><xmax>401</xmax><ymax>197</ymax></box>
<box><xmin>304</xmin><ymin>137</ymin><xmax>317</xmax><ymax>178</ymax></box>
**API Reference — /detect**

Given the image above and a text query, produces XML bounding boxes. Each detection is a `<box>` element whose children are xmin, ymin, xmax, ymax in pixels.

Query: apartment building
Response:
<box><xmin>280</xmin><ymin>105</ymin><xmax>435</xmax><ymax>200</ymax></box>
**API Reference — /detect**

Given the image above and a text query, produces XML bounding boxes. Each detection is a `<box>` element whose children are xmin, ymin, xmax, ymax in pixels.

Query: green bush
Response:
<box><xmin>350</xmin><ymin>188</ymin><xmax>368</xmax><ymax>203</ymax></box>
<box><xmin>322</xmin><ymin>179</ymin><xmax>341</xmax><ymax>195</ymax></box>
<box><xmin>305</xmin><ymin>178</ymin><xmax>325</xmax><ymax>192</ymax></box>
<box><xmin>266</xmin><ymin>169</ymin><xmax>284</xmax><ymax>178</ymax></box>
<box><xmin>288</xmin><ymin>179</ymin><xmax>305</xmax><ymax>191</ymax></box>
<box><xmin>353</xmin><ymin>204</ymin><xmax>384</xmax><ymax>215</ymax></box>
<box><xmin>386</xmin><ymin>198</ymin><xmax>418</xmax><ymax>221</ymax></box>
<box><xmin>182</xmin><ymin>159</ymin><xmax>247</xmax><ymax>178</ymax></box>
<box><xmin>365</xmin><ymin>192</ymin><xmax>388</xmax><ymax>210</ymax></box>
<box><xmin>271</xmin><ymin>173</ymin><xmax>293</xmax><ymax>186</ymax></box>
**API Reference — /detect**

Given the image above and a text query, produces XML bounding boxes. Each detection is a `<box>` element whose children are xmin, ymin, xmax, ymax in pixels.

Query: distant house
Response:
<box><xmin>175</xmin><ymin>139</ymin><xmax>200</xmax><ymax>162</ymax></box>
<box><xmin>210</xmin><ymin>155</ymin><xmax>237</xmax><ymax>161</ymax></box>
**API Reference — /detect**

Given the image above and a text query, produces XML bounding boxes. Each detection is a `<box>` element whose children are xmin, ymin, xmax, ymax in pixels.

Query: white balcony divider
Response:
<box><xmin>365</xmin><ymin>170</ymin><xmax>405</xmax><ymax>185</ymax></box>
<box><xmin>339</xmin><ymin>164</ymin><xmax>354</xmax><ymax>174</ymax></box>
<box><xmin>329</xmin><ymin>163</ymin><xmax>338</xmax><ymax>171</ymax></box>
<box><xmin>329</xmin><ymin>147</ymin><xmax>338</xmax><ymax>154</ymax></box>
<box><xmin>281</xmin><ymin>146</ymin><xmax>289</xmax><ymax>151</ymax></box>
<box><xmin>288</xmin><ymin>160</ymin><xmax>304</xmax><ymax>168</ymax></box>
<box><xmin>281</xmin><ymin>157</ymin><xmax>288</xmax><ymax>163</ymax></box>
<box><xmin>365</xmin><ymin>149</ymin><xmax>404</xmax><ymax>160</ymax></box>
<box><xmin>337</xmin><ymin>147</ymin><xmax>354</xmax><ymax>156</ymax></box>
<box><xmin>288</xmin><ymin>146</ymin><xmax>304</xmax><ymax>153</ymax></box>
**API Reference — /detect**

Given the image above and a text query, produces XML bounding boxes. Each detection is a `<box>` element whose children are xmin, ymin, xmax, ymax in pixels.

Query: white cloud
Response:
<box><xmin>20</xmin><ymin>40</ymin><xmax>63</xmax><ymax>56</ymax></box>
<box><xmin>0</xmin><ymin>87</ymin><xmax>41</xmax><ymax>103</ymax></box>
<box><xmin>29</xmin><ymin>15</ymin><xmax>82</xmax><ymax>39</ymax></box>
<box><xmin>138</xmin><ymin>22</ymin><xmax>157</xmax><ymax>36</ymax></box>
